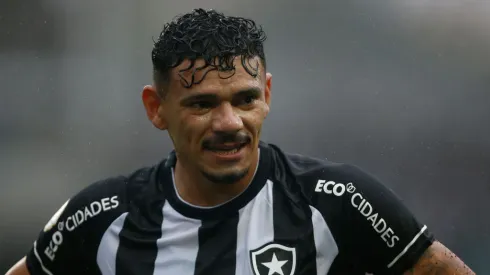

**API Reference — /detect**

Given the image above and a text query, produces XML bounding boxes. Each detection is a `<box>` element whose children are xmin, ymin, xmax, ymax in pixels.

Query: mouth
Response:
<box><xmin>203</xmin><ymin>142</ymin><xmax>249</xmax><ymax>159</ymax></box>
<box><xmin>206</xmin><ymin>142</ymin><xmax>247</xmax><ymax>153</ymax></box>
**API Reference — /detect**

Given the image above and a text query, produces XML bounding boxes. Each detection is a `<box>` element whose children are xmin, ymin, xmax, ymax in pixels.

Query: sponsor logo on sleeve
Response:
<box><xmin>64</xmin><ymin>195</ymin><xmax>119</xmax><ymax>232</ymax></box>
<box><xmin>43</xmin><ymin>195</ymin><xmax>119</xmax><ymax>261</ymax></box>
<box><xmin>314</xmin><ymin>180</ymin><xmax>400</xmax><ymax>248</ymax></box>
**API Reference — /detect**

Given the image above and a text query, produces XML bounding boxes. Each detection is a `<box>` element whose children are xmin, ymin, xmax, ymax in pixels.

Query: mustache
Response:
<box><xmin>202</xmin><ymin>132</ymin><xmax>251</xmax><ymax>148</ymax></box>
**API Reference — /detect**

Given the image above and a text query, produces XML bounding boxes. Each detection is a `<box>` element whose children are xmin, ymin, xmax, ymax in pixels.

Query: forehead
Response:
<box><xmin>167</xmin><ymin>56</ymin><xmax>264</xmax><ymax>96</ymax></box>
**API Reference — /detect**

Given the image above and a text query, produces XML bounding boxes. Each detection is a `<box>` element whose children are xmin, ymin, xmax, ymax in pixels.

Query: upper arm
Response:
<box><xmin>310</xmin><ymin>164</ymin><xmax>435</xmax><ymax>274</ymax></box>
<box><xmin>403</xmin><ymin>241</ymin><xmax>475</xmax><ymax>275</ymax></box>
<box><xmin>6</xmin><ymin>257</ymin><xmax>30</xmax><ymax>275</ymax></box>
<box><xmin>23</xmin><ymin>177</ymin><xmax>126</xmax><ymax>275</ymax></box>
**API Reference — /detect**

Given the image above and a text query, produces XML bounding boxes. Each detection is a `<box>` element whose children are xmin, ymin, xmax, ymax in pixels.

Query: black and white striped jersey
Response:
<box><xmin>26</xmin><ymin>142</ymin><xmax>434</xmax><ymax>275</ymax></box>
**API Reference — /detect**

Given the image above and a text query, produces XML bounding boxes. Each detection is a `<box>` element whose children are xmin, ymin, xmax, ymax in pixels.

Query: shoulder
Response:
<box><xmin>267</xmin><ymin>143</ymin><xmax>434</xmax><ymax>274</ymax></box>
<box><xmin>39</xmin><ymin>162</ymin><xmax>160</xmax><ymax>238</ymax></box>
<box><xmin>26</xmin><ymin>162</ymin><xmax>163</xmax><ymax>275</ymax></box>
<box><xmin>62</xmin><ymin>163</ymin><xmax>158</xmax><ymax>220</ymax></box>
<box><xmin>267</xmin><ymin>142</ymin><xmax>372</xmax><ymax>198</ymax></box>
<box><xmin>268</xmin><ymin>143</ymin><xmax>408</xmax><ymax>227</ymax></box>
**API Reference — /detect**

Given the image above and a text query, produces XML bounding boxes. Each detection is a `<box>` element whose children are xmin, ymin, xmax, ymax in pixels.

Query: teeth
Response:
<box><xmin>212</xmin><ymin>148</ymin><xmax>239</xmax><ymax>155</ymax></box>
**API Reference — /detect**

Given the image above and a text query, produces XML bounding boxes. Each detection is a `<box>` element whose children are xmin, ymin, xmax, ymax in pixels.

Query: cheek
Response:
<box><xmin>244</xmin><ymin>106</ymin><xmax>268</xmax><ymax>132</ymax></box>
<box><xmin>167</xmin><ymin>117</ymin><xmax>190</xmax><ymax>145</ymax></box>
<box><xmin>178</xmin><ymin>123</ymin><xmax>195</xmax><ymax>145</ymax></box>
<box><xmin>180</xmin><ymin>115</ymin><xmax>210</xmax><ymax>145</ymax></box>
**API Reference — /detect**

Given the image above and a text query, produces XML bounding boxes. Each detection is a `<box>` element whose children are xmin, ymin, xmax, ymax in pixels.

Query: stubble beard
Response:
<box><xmin>201</xmin><ymin>167</ymin><xmax>250</xmax><ymax>185</ymax></box>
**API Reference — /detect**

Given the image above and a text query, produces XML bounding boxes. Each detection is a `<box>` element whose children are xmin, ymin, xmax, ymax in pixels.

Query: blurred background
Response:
<box><xmin>1</xmin><ymin>0</ymin><xmax>489</xmax><ymax>273</ymax></box>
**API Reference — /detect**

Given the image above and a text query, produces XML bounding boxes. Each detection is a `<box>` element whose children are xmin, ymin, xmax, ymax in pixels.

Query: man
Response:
<box><xmin>7</xmin><ymin>8</ymin><xmax>475</xmax><ymax>275</ymax></box>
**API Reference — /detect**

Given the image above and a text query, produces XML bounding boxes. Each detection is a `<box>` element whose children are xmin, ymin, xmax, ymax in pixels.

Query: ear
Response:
<box><xmin>264</xmin><ymin>72</ymin><xmax>272</xmax><ymax>113</ymax></box>
<box><xmin>141</xmin><ymin>85</ymin><xmax>167</xmax><ymax>130</ymax></box>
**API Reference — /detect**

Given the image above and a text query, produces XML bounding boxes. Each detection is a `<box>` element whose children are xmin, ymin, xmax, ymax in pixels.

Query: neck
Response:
<box><xmin>173</xmin><ymin>150</ymin><xmax>259</xmax><ymax>207</ymax></box>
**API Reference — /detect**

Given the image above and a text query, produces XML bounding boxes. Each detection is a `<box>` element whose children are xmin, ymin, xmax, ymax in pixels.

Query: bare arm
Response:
<box><xmin>5</xmin><ymin>257</ymin><xmax>30</xmax><ymax>275</ymax></box>
<box><xmin>403</xmin><ymin>241</ymin><xmax>475</xmax><ymax>275</ymax></box>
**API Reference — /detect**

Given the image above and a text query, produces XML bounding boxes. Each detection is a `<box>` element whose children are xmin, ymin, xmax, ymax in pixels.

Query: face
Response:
<box><xmin>142</xmin><ymin>56</ymin><xmax>271</xmax><ymax>184</ymax></box>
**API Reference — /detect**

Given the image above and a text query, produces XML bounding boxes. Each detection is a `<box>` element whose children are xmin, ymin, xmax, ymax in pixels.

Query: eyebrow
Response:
<box><xmin>180</xmin><ymin>93</ymin><xmax>219</xmax><ymax>105</ymax></box>
<box><xmin>235</xmin><ymin>87</ymin><xmax>262</xmax><ymax>98</ymax></box>
<box><xmin>179</xmin><ymin>87</ymin><xmax>262</xmax><ymax>104</ymax></box>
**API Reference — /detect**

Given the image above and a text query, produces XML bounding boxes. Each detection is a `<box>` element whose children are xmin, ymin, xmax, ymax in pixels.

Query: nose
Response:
<box><xmin>211</xmin><ymin>102</ymin><xmax>243</xmax><ymax>133</ymax></box>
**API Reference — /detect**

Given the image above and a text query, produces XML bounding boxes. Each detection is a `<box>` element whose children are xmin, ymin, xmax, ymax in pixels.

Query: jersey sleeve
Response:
<box><xmin>312</xmin><ymin>164</ymin><xmax>434</xmax><ymax>274</ymax></box>
<box><xmin>25</xmin><ymin>177</ymin><xmax>127</xmax><ymax>275</ymax></box>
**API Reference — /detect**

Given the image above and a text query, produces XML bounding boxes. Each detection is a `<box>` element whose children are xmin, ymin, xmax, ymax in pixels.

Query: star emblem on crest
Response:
<box><xmin>261</xmin><ymin>253</ymin><xmax>288</xmax><ymax>275</ymax></box>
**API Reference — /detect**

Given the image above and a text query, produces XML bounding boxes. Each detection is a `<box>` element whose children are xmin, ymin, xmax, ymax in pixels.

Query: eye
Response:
<box><xmin>238</xmin><ymin>95</ymin><xmax>258</xmax><ymax>106</ymax></box>
<box><xmin>190</xmin><ymin>101</ymin><xmax>213</xmax><ymax>109</ymax></box>
<box><xmin>244</xmin><ymin>95</ymin><xmax>255</xmax><ymax>104</ymax></box>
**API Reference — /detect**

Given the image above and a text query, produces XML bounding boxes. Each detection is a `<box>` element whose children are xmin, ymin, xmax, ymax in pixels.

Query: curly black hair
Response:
<box><xmin>151</xmin><ymin>8</ymin><xmax>267</xmax><ymax>92</ymax></box>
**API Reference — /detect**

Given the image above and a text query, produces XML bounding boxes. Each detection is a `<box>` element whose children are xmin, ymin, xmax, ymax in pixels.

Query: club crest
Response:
<box><xmin>250</xmin><ymin>243</ymin><xmax>296</xmax><ymax>275</ymax></box>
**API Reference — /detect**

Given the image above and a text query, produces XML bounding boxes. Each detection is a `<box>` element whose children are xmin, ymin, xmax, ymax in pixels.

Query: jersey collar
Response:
<box><xmin>159</xmin><ymin>141</ymin><xmax>272</xmax><ymax>220</ymax></box>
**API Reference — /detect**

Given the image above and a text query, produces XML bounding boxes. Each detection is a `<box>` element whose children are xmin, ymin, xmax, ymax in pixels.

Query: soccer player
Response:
<box><xmin>7</xmin><ymin>8</ymin><xmax>475</xmax><ymax>275</ymax></box>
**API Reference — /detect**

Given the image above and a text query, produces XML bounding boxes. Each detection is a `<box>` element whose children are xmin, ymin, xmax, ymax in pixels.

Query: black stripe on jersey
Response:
<box><xmin>115</xmin><ymin>170</ymin><xmax>166</xmax><ymax>275</ymax></box>
<box><xmin>194</xmin><ymin>213</ymin><xmax>240</xmax><ymax>275</ymax></box>
<box><xmin>272</xmin><ymin>182</ymin><xmax>318</xmax><ymax>274</ymax></box>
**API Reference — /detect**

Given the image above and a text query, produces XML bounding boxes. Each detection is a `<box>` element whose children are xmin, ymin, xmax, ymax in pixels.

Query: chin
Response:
<box><xmin>201</xmin><ymin>167</ymin><xmax>249</xmax><ymax>185</ymax></box>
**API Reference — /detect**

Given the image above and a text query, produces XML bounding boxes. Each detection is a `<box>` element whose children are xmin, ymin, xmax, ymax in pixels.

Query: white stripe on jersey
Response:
<box><xmin>235</xmin><ymin>179</ymin><xmax>275</xmax><ymax>275</ymax></box>
<box><xmin>153</xmin><ymin>201</ymin><xmax>202</xmax><ymax>274</ymax></box>
<box><xmin>387</xmin><ymin>225</ymin><xmax>428</xmax><ymax>268</ymax></box>
<box><xmin>310</xmin><ymin>205</ymin><xmax>339</xmax><ymax>274</ymax></box>
<box><xmin>97</xmin><ymin>212</ymin><xmax>128</xmax><ymax>275</ymax></box>
<box><xmin>33</xmin><ymin>241</ymin><xmax>54</xmax><ymax>275</ymax></box>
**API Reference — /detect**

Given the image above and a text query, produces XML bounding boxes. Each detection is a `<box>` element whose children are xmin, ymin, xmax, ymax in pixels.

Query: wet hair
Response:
<box><xmin>151</xmin><ymin>8</ymin><xmax>267</xmax><ymax>94</ymax></box>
